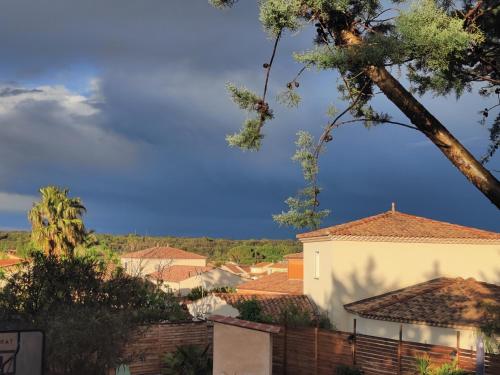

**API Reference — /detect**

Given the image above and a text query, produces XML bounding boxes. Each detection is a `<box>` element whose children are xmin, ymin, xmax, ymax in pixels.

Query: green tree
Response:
<box><xmin>0</xmin><ymin>253</ymin><xmax>187</xmax><ymax>375</ymax></box>
<box><xmin>210</xmin><ymin>0</ymin><xmax>500</xmax><ymax>223</ymax></box>
<box><xmin>28</xmin><ymin>186</ymin><xmax>89</xmax><ymax>257</ymax></box>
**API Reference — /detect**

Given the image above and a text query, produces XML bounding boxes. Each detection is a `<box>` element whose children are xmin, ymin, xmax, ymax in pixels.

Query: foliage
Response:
<box><xmin>479</xmin><ymin>301</ymin><xmax>500</xmax><ymax>353</ymax></box>
<box><xmin>211</xmin><ymin>0</ymin><xmax>500</xmax><ymax>221</ymax></box>
<box><xmin>336</xmin><ymin>364</ymin><xmax>364</xmax><ymax>375</ymax></box>
<box><xmin>397</xmin><ymin>0</ymin><xmax>484</xmax><ymax>72</ymax></box>
<box><xmin>162</xmin><ymin>344</ymin><xmax>212</xmax><ymax>375</ymax></box>
<box><xmin>225</xmin><ymin>83</ymin><xmax>273</xmax><ymax>150</ymax></box>
<box><xmin>28</xmin><ymin>186</ymin><xmax>89</xmax><ymax>257</ymax></box>
<box><xmin>0</xmin><ymin>230</ymin><xmax>301</xmax><ymax>262</ymax></box>
<box><xmin>0</xmin><ymin>253</ymin><xmax>187</xmax><ymax>375</ymax></box>
<box><xmin>415</xmin><ymin>354</ymin><xmax>469</xmax><ymax>375</ymax></box>
<box><xmin>273</xmin><ymin>131</ymin><xmax>330</xmax><ymax>229</ymax></box>
<box><xmin>236</xmin><ymin>298</ymin><xmax>273</xmax><ymax>323</ymax></box>
<box><xmin>224</xmin><ymin>243</ymin><xmax>293</xmax><ymax>264</ymax></box>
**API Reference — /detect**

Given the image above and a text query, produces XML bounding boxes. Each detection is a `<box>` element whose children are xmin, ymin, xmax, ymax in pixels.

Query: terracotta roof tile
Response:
<box><xmin>0</xmin><ymin>258</ymin><xmax>25</xmax><ymax>268</ymax></box>
<box><xmin>269</xmin><ymin>262</ymin><xmax>288</xmax><ymax>269</ymax></box>
<box><xmin>237</xmin><ymin>272</ymin><xmax>303</xmax><ymax>295</ymax></box>
<box><xmin>148</xmin><ymin>265</ymin><xmax>213</xmax><ymax>282</ymax></box>
<box><xmin>121</xmin><ymin>246</ymin><xmax>207</xmax><ymax>259</ymax></box>
<box><xmin>209</xmin><ymin>315</ymin><xmax>281</xmax><ymax>333</ymax></box>
<box><xmin>223</xmin><ymin>263</ymin><xmax>249</xmax><ymax>275</ymax></box>
<box><xmin>344</xmin><ymin>277</ymin><xmax>500</xmax><ymax>329</ymax></box>
<box><xmin>298</xmin><ymin>210</ymin><xmax>500</xmax><ymax>242</ymax></box>
<box><xmin>284</xmin><ymin>252</ymin><xmax>303</xmax><ymax>259</ymax></box>
<box><xmin>253</xmin><ymin>262</ymin><xmax>272</xmax><ymax>268</ymax></box>
<box><xmin>215</xmin><ymin>293</ymin><xmax>317</xmax><ymax>320</ymax></box>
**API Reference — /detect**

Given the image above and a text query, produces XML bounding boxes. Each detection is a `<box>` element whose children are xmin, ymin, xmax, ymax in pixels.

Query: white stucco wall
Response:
<box><xmin>158</xmin><ymin>268</ymin><xmax>245</xmax><ymax>296</ymax></box>
<box><xmin>120</xmin><ymin>257</ymin><xmax>206</xmax><ymax>276</ymax></box>
<box><xmin>188</xmin><ymin>295</ymin><xmax>240</xmax><ymax>320</ymax></box>
<box><xmin>351</xmin><ymin>315</ymin><xmax>478</xmax><ymax>350</ymax></box>
<box><xmin>302</xmin><ymin>239</ymin><xmax>500</xmax><ymax>347</ymax></box>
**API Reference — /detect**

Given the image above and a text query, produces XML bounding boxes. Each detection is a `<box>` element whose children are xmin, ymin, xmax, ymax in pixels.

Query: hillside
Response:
<box><xmin>0</xmin><ymin>231</ymin><xmax>301</xmax><ymax>263</ymax></box>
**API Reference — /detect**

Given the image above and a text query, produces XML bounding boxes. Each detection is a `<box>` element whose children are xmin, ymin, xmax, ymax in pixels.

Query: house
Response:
<box><xmin>188</xmin><ymin>293</ymin><xmax>317</xmax><ymax>322</ymax></box>
<box><xmin>344</xmin><ymin>277</ymin><xmax>499</xmax><ymax>350</ymax></box>
<box><xmin>147</xmin><ymin>266</ymin><xmax>245</xmax><ymax>296</ymax></box>
<box><xmin>236</xmin><ymin>272</ymin><xmax>303</xmax><ymax>295</ymax></box>
<box><xmin>220</xmin><ymin>262</ymin><xmax>251</xmax><ymax>278</ymax></box>
<box><xmin>249</xmin><ymin>262</ymin><xmax>273</xmax><ymax>275</ymax></box>
<box><xmin>297</xmin><ymin>206</ymin><xmax>500</xmax><ymax>335</ymax></box>
<box><xmin>120</xmin><ymin>246</ymin><xmax>207</xmax><ymax>276</ymax></box>
<box><xmin>284</xmin><ymin>252</ymin><xmax>303</xmax><ymax>280</ymax></box>
<box><xmin>267</xmin><ymin>262</ymin><xmax>288</xmax><ymax>274</ymax></box>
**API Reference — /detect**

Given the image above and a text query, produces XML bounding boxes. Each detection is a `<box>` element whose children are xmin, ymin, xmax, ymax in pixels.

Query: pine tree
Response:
<box><xmin>210</xmin><ymin>0</ymin><xmax>500</xmax><ymax>227</ymax></box>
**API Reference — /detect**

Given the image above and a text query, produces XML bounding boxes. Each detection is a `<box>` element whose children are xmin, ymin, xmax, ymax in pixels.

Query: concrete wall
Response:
<box><xmin>213</xmin><ymin>322</ymin><xmax>273</xmax><ymax>375</ymax></box>
<box><xmin>121</xmin><ymin>257</ymin><xmax>206</xmax><ymax>276</ymax></box>
<box><xmin>302</xmin><ymin>239</ymin><xmax>500</xmax><ymax>341</ymax></box>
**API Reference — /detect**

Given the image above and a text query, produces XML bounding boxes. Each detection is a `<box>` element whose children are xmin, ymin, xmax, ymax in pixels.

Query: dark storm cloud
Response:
<box><xmin>0</xmin><ymin>0</ymin><xmax>497</xmax><ymax>237</ymax></box>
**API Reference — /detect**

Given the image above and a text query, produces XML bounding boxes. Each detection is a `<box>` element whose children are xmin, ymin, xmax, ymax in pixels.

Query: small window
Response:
<box><xmin>314</xmin><ymin>251</ymin><xmax>320</xmax><ymax>279</ymax></box>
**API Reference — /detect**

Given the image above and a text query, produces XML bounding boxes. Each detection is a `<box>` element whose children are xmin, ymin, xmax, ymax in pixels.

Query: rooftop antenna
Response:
<box><xmin>391</xmin><ymin>202</ymin><xmax>396</xmax><ymax>213</ymax></box>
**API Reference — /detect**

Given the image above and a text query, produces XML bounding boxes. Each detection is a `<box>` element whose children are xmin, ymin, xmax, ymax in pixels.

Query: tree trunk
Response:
<box><xmin>341</xmin><ymin>31</ymin><xmax>500</xmax><ymax>209</ymax></box>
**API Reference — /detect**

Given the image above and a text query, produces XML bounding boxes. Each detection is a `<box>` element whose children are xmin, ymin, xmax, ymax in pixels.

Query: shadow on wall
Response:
<box><xmin>320</xmin><ymin>256</ymin><xmax>494</xmax><ymax>350</ymax></box>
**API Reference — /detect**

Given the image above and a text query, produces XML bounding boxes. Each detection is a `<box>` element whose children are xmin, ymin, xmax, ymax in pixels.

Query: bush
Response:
<box><xmin>415</xmin><ymin>354</ymin><xmax>469</xmax><ymax>375</ymax></box>
<box><xmin>336</xmin><ymin>364</ymin><xmax>363</xmax><ymax>375</ymax></box>
<box><xmin>0</xmin><ymin>253</ymin><xmax>187</xmax><ymax>375</ymax></box>
<box><xmin>162</xmin><ymin>345</ymin><xmax>212</xmax><ymax>375</ymax></box>
<box><xmin>186</xmin><ymin>286</ymin><xmax>237</xmax><ymax>301</ymax></box>
<box><xmin>236</xmin><ymin>298</ymin><xmax>273</xmax><ymax>323</ymax></box>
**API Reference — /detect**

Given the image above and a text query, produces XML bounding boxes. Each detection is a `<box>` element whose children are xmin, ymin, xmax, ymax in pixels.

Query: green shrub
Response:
<box><xmin>162</xmin><ymin>345</ymin><xmax>212</xmax><ymax>375</ymax></box>
<box><xmin>415</xmin><ymin>354</ymin><xmax>469</xmax><ymax>375</ymax></box>
<box><xmin>236</xmin><ymin>298</ymin><xmax>273</xmax><ymax>323</ymax></box>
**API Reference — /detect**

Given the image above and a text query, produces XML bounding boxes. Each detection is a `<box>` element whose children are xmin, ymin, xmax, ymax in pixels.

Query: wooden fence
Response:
<box><xmin>122</xmin><ymin>321</ymin><xmax>212</xmax><ymax>375</ymax></box>
<box><xmin>121</xmin><ymin>321</ymin><xmax>499</xmax><ymax>375</ymax></box>
<box><xmin>272</xmin><ymin>325</ymin><xmax>500</xmax><ymax>375</ymax></box>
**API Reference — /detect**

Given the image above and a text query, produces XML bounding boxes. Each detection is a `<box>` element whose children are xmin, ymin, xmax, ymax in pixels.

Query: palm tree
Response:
<box><xmin>28</xmin><ymin>186</ymin><xmax>88</xmax><ymax>257</ymax></box>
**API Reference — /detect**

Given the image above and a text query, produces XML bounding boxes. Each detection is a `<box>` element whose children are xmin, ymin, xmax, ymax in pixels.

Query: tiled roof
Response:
<box><xmin>148</xmin><ymin>265</ymin><xmax>213</xmax><ymax>282</ymax></box>
<box><xmin>253</xmin><ymin>262</ymin><xmax>272</xmax><ymax>268</ymax></box>
<box><xmin>121</xmin><ymin>246</ymin><xmax>207</xmax><ymax>259</ymax></box>
<box><xmin>237</xmin><ymin>272</ymin><xmax>303</xmax><ymax>295</ymax></box>
<box><xmin>269</xmin><ymin>262</ymin><xmax>288</xmax><ymax>269</ymax></box>
<box><xmin>0</xmin><ymin>257</ymin><xmax>25</xmax><ymax>268</ymax></box>
<box><xmin>297</xmin><ymin>210</ymin><xmax>500</xmax><ymax>243</ymax></box>
<box><xmin>223</xmin><ymin>263</ymin><xmax>249</xmax><ymax>275</ymax></box>
<box><xmin>284</xmin><ymin>252</ymin><xmax>303</xmax><ymax>259</ymax></box>
<box><xmin>215</xmin><ymin>293</ymin><xmax>317</xmax><ymax>320</ymax></box>
<box><xmin>344</xmin><ymin>277</ymin><xmax>500</xmax><ymax>329</ymax></box>
<box><xmin>209</xmin><ymin>315</ymin><xmax>281</xmax><ymax>334</ymax></box>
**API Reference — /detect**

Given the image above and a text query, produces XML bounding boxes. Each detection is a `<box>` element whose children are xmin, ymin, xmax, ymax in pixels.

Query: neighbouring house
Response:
<box><xmin>187</xmin><ymin>293</ymin><xmax>317</xmax><ymax>321</ymax></box>
<box><xmin>344</xmin><ymin>277</ymin><xmax>499</xmax><ymax>350</ymax></box>
<box><xmin>0</xmin><ymin>254</ymin><xmax>26</xmax><ymax>273</ymax></box>
<box><xmin>220</xmin><ymin>262</ymin><xmax>251</xmax><ymax>278</ymax></box>
<box><xmin>249</xmin><ymin>262</ymin><xmax>273</xmax><ymax>275</ymax></box>
<box><xmin>297</xmin><ymin>206</ymin><xmax>500</xmax><ymax>337</ymax></box>
<box><xmin>147</xmin><ymin>265</ymin><xmax>245</xmax><ymax>296</ymax></box>
<box><xmin>267</xmin><ymin>262</ymin><xmax>288</xmax><ymax>274</ymax></box>
<box><xmin>284</xmin><ymin>252</ymin><xmax>303</xmax><ymax>280</ymax></box>
<box><xmin>236</xmin><ymin>272</ymin><xmax>303</xmax><ymax>295</ymax></box>
<box><xmin>120</xmin><ymin>246</ymin><xmax>207</xmax><ymax>276</ymax></box>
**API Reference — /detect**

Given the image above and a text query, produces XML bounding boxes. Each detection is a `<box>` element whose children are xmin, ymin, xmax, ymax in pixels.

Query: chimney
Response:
<box><xmin>391</xmin><ymin>202</ymin><xmax>396</xmax><ymax>213</ymax></box>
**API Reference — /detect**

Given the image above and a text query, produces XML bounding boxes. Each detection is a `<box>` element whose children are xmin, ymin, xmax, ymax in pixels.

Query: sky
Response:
<box><xmin>0</xmin><ymin>0</ymin><xmax>498</xmax><ymax>238</ymax></box>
